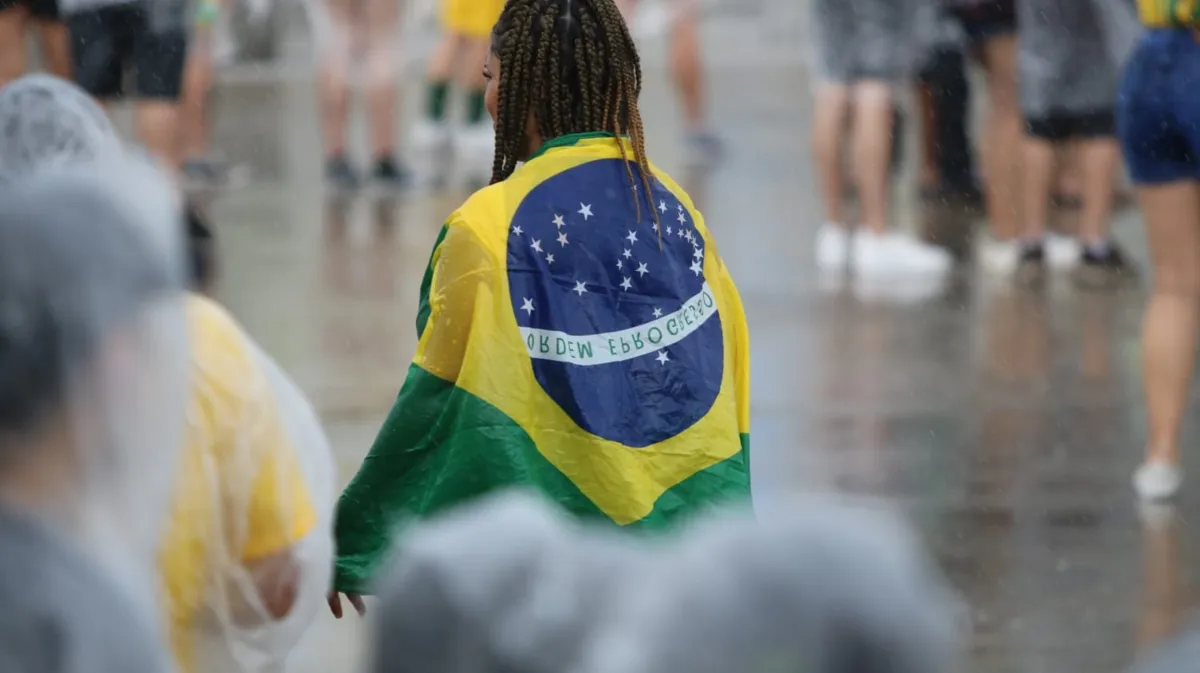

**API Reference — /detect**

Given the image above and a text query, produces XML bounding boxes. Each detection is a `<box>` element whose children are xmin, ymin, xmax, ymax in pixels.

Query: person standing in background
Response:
<box><xmin>310</xmin><ymin>0</ymin><xmax>407</xmax><ymax>188</ymax></box>
<box><xmin>945</xmin><ymin>0</ymin><xmax>1025</xmax><ymax>275</ymax></box>
<box><xmin>0</xmin><ymin>0</ymin><xmax>70</xmax><ymax>86</ymax></box>
<box><xmin>616</xmin><ymin>0</ymin><xmax>723</xmax><ymax>166</ymax></box>
<box><xmin>915</xmin><ymin>7</ymin><xmax>982</xmax><ymax>205</ymax></box>
<box><xmin>178</xmin><ymin>0</ymin><xmax>233</xmax><ymax>188</ymax></box>
<box><xmin>1015</xmin><ymin>0</ymin><xmax>1138</xmax><ymax>285</ymax></box>
<box><xmin>62</xmin><ymin>0</ymin><xmax>189</xmax><ymax>170</ymax></box>
<box><xmin>410</xmin><ymin>0</ymin><xmax>504</xmax><ymax>160</ymax></box>
<box><xmin>811</xmin><ymin>0</ymin><xmax>952</xmax><ymax>277</ymax></box>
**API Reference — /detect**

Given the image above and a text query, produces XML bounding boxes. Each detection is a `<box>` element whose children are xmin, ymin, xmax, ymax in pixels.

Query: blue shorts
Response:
<box><xmin>1118</xmin><ymin>29</ymin><xmax>1200</xmax><ymax>185</ymax></box>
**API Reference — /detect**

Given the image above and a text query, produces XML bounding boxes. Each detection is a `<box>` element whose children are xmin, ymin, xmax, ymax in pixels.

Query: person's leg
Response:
<box><xmin>132</xmin><ymin>18</ymin><xmax>189</xmax><ymax>171</ymax></box>
<box><xmin>1075</xmin><ymin>114</ymin><xmax>1129</xmax><ymax>285</ymax></box>
<box><xmin>850</xmin><ymin>81</ymin><xmax>892</xmax><ymax>236</ymax></box>
<box><xmin>67</xmin><ymin>7</ymin><xmax>125</xmax><ymax>109</ymax></box>
<box><xmin>924</xmin><ymin>45</ymin><xmax>979</xmax><ymax>199</ymax></box>
<box><xmin>1017</xmin><ymin>117</ymin><xmax>1059</xmax><ymax>281</ymax></box>
<box><xmin>179</xmin><ymin>0</ymin><xmax>221</xmax><ymax>171</ymax></box>
<box><xmin>0</xmin><ymin>4</ymin><xmax>29</xmax><ymax>87</ymax></box>
<box><xmin>978</xmin><ymin>33</ymin><xmax>1023</xmax><ymax>242</ymax></box>
<box><xmin>313</xmin><ymin>0</ymin><xmax>358</xmax><ymax>185</ymax></box>
<box><xmin>423</xmin><ymin>32</ymin><xmax>460</xmax><ymax>125</ymax></box>
<box><xmin>362</xmin><ymin>0</ymin><xmax>405</xmax><ymax>181</ymax></box>
<box><xmin>813</xmin><ymin>83</ymin><xmax>852</xmax><ymax>232</ymax></box>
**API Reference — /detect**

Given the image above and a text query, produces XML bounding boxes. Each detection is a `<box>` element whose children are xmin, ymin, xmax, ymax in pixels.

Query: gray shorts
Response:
<box><xmin>809</xmin><ymin>0</ymin><xmax>924</xmax><ymax>84</ymax></box>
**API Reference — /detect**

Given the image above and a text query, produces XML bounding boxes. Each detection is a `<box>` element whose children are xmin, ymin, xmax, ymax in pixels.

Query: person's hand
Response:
<box><xmin>327</xmin><ymin>591</ymin><xmax>366</xmax><ymax>619</ymax></box>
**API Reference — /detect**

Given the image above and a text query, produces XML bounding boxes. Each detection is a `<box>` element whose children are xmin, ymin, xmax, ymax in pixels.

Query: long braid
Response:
<box><xmin>490</xmin><ymin>0</ymin><xmax>660</xmax><ymax>233</ymax></box>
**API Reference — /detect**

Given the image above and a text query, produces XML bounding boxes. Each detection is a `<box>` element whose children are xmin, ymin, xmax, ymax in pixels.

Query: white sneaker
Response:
<box><xmin>816</xmin><ymin>223</ymin><xmax>851</xmax><ymax>269</ymax></box>
<box><xmin>1045</xmin><ymin>233</ymin><xmax>1081</xmax><ymax>269</ymax></box>
<box><xmin>1134</xmin><ymin>462</ymin><xmax>1182</xmax><ymax>501</ymax></box>
<box><xmin>854</xmin><ymin>232</ymin><xmax>952</xmax><ymax>278</ymax></box>
<box><xmin>455</xmin><ymin>122</ymin><xmax>496</xmax><ymax>160</ymax></box>
<box><xmin>978</xmin><ymin>237</ymin><xmax>1019</xmax><ymax>275</ymax></box>
<box><xmin>411</xmin><ymin>120</ymin><xmax>453</xmax><ymax>151</ymax></box>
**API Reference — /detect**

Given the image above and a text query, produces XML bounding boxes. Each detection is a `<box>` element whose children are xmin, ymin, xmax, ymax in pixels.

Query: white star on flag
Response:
<box><xmin>520</xmin><ymin>298</ymin><xmax>535</xmax><ymax>315</ymax></box>
<box><xmin>656</xmin><ymin>351</ymin><xmax>670</xmax><ymax>365</ymax></box>
<box><xmin>676</xmin><ymin>227</ymin><xmax>685</xmax><ymax>238</ymax></box>
<box><xmin>620</xmin><ymin>277</ymin><xmax>633</xmax><ymax>291</ymax></box>
<box><xmin>659</xmin><ymin>200</ymin><xmax>668</xmax><ymax>213</ymax></box>
<box><xmin>553</xmin><ymin>214</ymin><xmax>565</xmax><ymax>228</ymax></box>
<box><xmin>652</xmin><ymin>222</ymin><xmax>659</xmax><ymax>233</ymax></box>
<box><xmin>684</xmin><ymin>229</ymin><xmax>693</xmax><ymax>242</ymax></box>
<box><xmin>677</xmin><ymin>211</ymin><xmax>687</xmax><ymax>224</ymax></box>
<box><xmin>622</xmin><ymin>248</ymin><xmax>632</xmax><ymax>259</ymax></box>
<box><xmin>578</xmin><ymin>203</ymin><xmax>593</xmax><ymax>220</ymax></box>
<box><xmin>667</xmin><ymin>226</ymin><xmax>673</xmax><ymax>235</ymax></box>
<box><xmin>531</xmin><ymin>239</ymin><xmax>543</xmax><ymax>253</ymax></box>
<box><xmin>616</xmin><ymin>260</ymin><xmax>623</xmax><ymax>270</ymax></box>
<box><xmin>690</xmin><ymin>259</ymin><xmax>703</xmax><ymax>276</ymax></box>
<box><xmin>636</xmin><ymin>262</ymin><xmax>649</xmax><ymax>277</ymax></box>
<box><xmin>693</xmin><ymin>246</ymin><xmax>703</xmax><ymax>259</ymax></box>
<box><xmin>573</xmin><ymin>280</ymin><xmax>588</xmax><ymax>296</ymax></box>
<box><xmin>652</xmin><ymin>307</ymin><xmax>663</xmax><ymax>318</ymax></box>
<box><xmin>677</xmin><ymin>203</ymin><xmax>684</xmax><ymax>213</ymax></box>
<box><xmin>546</xmin><ymin>253</ymin><xmax>555</xmax><ymax>264</ymax></box>
<box><xmin>512</xmin><ymin>225</ymin><xmax>523</xmax><ymax>236</ymax></box>
<box><xmin>626</xmin><ymin>230</ymin><xmax>638</xmax><ymax>244</ymax></box>
<box><xmin>557</xmin><ymin>232</ymin><xmax>569</xmax><ymax>246</ymax></box>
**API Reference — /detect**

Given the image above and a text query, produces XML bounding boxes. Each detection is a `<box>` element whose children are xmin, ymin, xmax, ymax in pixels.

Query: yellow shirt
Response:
<box><xmin>159</xmin><ymin>295</ymin><xmax>318</xmax><ymax>673</ymax></box>
<box><xmin>1138</xmin><ymin>0</ymin><xmax>1200</xmax><ymax>26</ymax></box>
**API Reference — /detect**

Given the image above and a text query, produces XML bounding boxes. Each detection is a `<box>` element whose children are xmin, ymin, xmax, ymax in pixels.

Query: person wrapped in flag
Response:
<box><xmin>327</xmin><ymin>0</ymin><xmax>751</xmax><ymax>613</ymax></box>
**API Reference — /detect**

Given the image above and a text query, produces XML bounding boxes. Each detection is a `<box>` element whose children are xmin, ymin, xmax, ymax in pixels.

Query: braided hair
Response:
<box><xmin>490</xmin><ymin>0</ymin><xmax>657</xmax><ymax>225</ymax></box>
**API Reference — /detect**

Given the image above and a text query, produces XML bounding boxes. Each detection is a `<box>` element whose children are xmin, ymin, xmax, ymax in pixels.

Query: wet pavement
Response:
<box><xmin>163</xmin><ymin>8</ymin><xmax>1199</xmax><ymax>672</ymax></box>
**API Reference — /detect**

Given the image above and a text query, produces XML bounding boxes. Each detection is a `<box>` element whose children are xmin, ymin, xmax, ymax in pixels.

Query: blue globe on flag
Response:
<box><xmin>506</xmin><ymin>159</ymin><xmax>724</xmax><ymax>448</ymax></box>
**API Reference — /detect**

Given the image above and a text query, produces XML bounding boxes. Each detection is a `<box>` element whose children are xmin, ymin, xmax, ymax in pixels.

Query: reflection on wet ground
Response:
<box><xmin>198</xmin><ymin>63</ymin><xmax>1194</xmax><ymax>672</ymax></box>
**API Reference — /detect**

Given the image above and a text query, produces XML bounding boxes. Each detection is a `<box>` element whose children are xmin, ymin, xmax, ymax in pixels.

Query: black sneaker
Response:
<box><xmin>1015</xmin><ymin>240</ymin><xmax>1046</xmax><ymax>285</ymax></box>
<box><xmin>326</xmin><ymin>156</ymin><xmax>360</xmax><ymax>191</ymax></box>
<box><xmin>1074</xmin><ymin>243</ymin><xmax>1137</xmax><ymax>289</ymax></box>
<box><xmin>372</xmin><ymin>156</ymin><xmax>410</xmax><ymax>188</ymax></box>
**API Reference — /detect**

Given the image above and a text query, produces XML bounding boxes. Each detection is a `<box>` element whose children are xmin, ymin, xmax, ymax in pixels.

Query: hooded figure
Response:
<box><xmin>0</xmin><ymin>72</ymin><xmax>338</xmax><ymax>673</ymax></box>
<box><xmin>369</xmin><ymin>492</ymin><xmax>648</xmax><ymax>673</ymax></box>
<box><xmin>577</xmin><ymin>500</ymin><xmax>963</xmax><ymax>673</ymax></box>
<box><xmin>0</xmin><ymin>156</ymin><xmax>189</xmax><ymax>673</ymax></box>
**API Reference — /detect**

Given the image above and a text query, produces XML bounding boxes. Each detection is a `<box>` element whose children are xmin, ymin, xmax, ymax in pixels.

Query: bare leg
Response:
<box><xmin>1076</xmin><ymin>137</ymin><xmax>1120</xmax><ymax>245</ymax></box>
<box><xmin>980</xmin><ymin>35</ymin><xmax>1023</xmax><ymax>241</ymax></box>
<box><xmin>668</xmin><ymin>1</ymin><xmax>704</xmax><ymax>132</ymax></box>
<box><xmin>0</xmin><ymin>8</ymin><xmax>28</xmax><ymax>87</ymax></box>
<box><xmin>1021</xmin><ymin>136</ymin><xmax>1056</xmax><ymax>240</ymax></box>
<box><xmin>363</xmin><ymin>0</ymin><xmax>402</xmax><ymax>161</ymax></box>
<box><xmin>917</xmin><ymin>83</ymin><xmax>938</xmax><ymax>189</ymax></box>
<box><xmin>316</xmin><ymin>0</ymin><xmax>356</xmax><ymax>159</ymax></box>
<box><xmin>136</xmin><ymin>101</ymin><xmax>183</xmax><ymax>169</ymax></box>
<box><xmin>850</xmin><ymin>80</ymin><xmax>893</xmax><ymax>235</ymax></box>
<box><xmin>1140</xmin><ymin>182</ymin><xmax>1200</xmax><ymax>470</ymax></box>
<box><xmin>812</xmin><ymin>83</ymin><xmax>852</xmax><ymax>227</ymax></box>
<box><xmin>179</xmin><ymin>20</ymin><xmax>218</xmax><ymax>162</ymax></box>
<box><xmin>34</xmin><ymin>19</ymin><xmax>71</xmax><ymax>77</ymax></box>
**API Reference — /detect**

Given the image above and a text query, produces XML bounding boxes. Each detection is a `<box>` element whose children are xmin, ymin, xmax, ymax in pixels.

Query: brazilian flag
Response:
<box><xmin>332</xmin><ymin>133</ymin><xmax>751</xmax><ymax>593</ymax></box>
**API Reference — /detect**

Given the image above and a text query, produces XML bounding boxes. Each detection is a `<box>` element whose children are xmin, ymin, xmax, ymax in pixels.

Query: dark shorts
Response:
<box><xmin>951</xmin><ymin>0</ymin><xmax>1016</xmax><ymax>43</ymax></box>
<box><xmin>67</xmin><ymin>3</ymin><xmax>187</xmax><ymax>100</ymax></box>
<box><xmin>0</xmin><ymin>0</ymin><xmax>58</xmax><ymax>19</ymax></box>
<box><xmin>1118</xmin><ymin>29</ymin><xmax>1200</xmax><ymax>184</ymax></box>
<box><xmin>1026</xmin><ymin>110</ymin><xmax>1116</xmax><ymax>141</ymax></box>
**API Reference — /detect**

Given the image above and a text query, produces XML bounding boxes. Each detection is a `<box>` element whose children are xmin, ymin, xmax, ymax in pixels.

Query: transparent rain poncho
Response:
<box><xmin>370</xmin><ymin>492</ymin><xmax>647</xmax><ymax>673</ymax></box>
<box><xmin>0</xmin><ymin>155</ymin><xmax>190</xmax><ymax>671</ymax></box>
<box><xmin>0</xmin><ymin>74</ymin><xmax>120</xmax><ymax>183</ymax></box>
<box><xmin>578</xmin><ymin>501</ymin><xmax>965</xmax><ymax>673</ymax></box>
<box><xmin>0</xmin><ymin>72</ymin><xmax>337</xmax><ymax>673</ymax></box>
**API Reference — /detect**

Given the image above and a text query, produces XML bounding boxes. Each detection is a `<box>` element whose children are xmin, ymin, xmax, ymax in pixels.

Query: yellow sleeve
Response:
<box><xmin>194</xmin><ymin>297</ymin><xmax>318</xmax><ymax>562</ymax></box>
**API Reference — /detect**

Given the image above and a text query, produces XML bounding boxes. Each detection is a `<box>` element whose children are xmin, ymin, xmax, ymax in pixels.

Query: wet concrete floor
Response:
<box><xmin>177</xmin><ymin>20</ymin><xmax>1196</xmax><ymax>672</ymax></box>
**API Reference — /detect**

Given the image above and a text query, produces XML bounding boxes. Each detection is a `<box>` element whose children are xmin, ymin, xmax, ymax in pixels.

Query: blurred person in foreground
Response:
<box><xmin>308</xmin><ymin>0</ymin><xmax>407</xmax><ymax>188</ymax></box>
<box><xmin>1014</xmin><ymin>0</ymin><xmax>1139</xmax><ymax>286</ymax></box>
<box><xmin>411</xmin><ymin>0</ymin><xmax>504</xmax><ymax>160</ymax></box>
<box><xmin>0</xmin><ymin>0</ymin><xmax>70</xmax><ymax>87</ymax></box>
<box><xmin>0</xmin><ymin>73</ymin><xmax>338</xmax><ymax>673</ymax></box>
<box><xmin>59</xmin><ymin>0</ymin><xmax>188</xmax><ymax>169</ymax></box>
<box><xmin>0</xmin><ymin>156</ymin><xmax>189</xmax><ymax>673</ymax></box>
<box><xmin>328</xmin><ymin>0</ymin><xmax>751</xmax><ymax>614</ymax></box>
<box><xmin>811</xmin><ymin>0</ymin><xmax>952</xmax><ymax>278</ymax></box>
<box><xmin>615</xmin><ymin>0</ymin><xmax>723</xmax><ymax>166</ymax></box>
<box><xmin>1120</xmin><ymin>0</ymin><xmax>1200</xmax><ymax>501</ymax></box>
<box><xmin>365</xmin><ymin>493</ymin><xmax>962</xmax><ymax>673</ymax></box>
